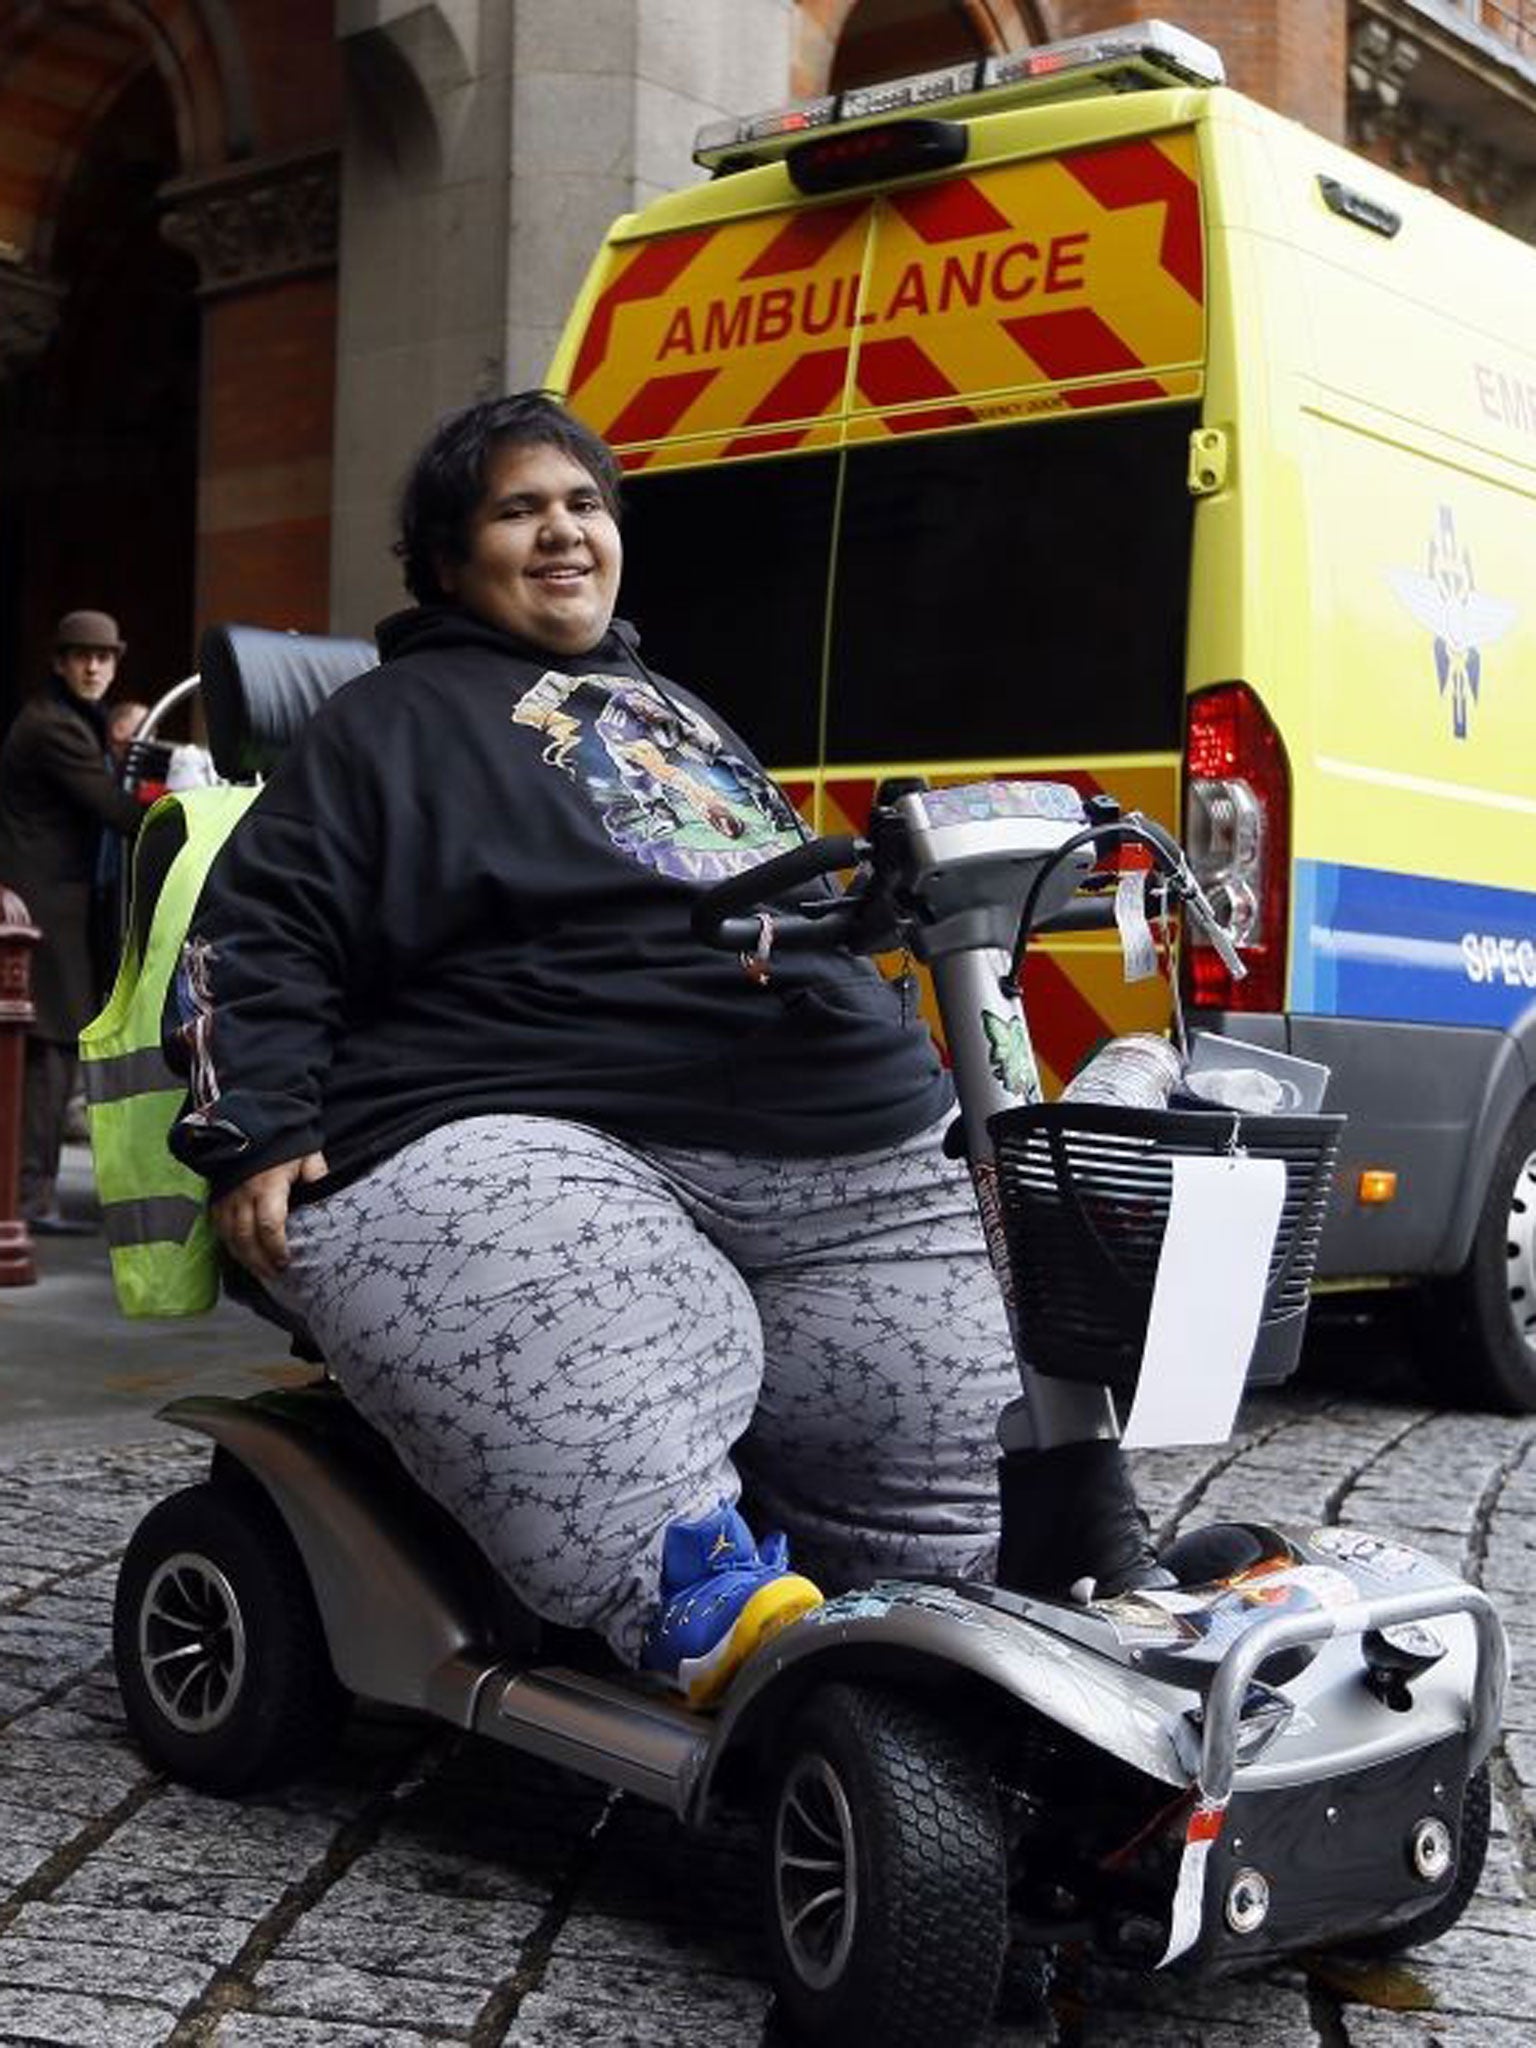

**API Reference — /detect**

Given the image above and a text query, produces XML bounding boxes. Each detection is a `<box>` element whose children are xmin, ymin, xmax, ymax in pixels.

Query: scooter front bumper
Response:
<box><xmin>1153</xmin><ymin>1578</ymin><xmax>1504</xmax><ymax>1966</ymax></box>
<box><xmin>702</xmin><ymin>1547</ymin><xmax>1504</xmax><ymax>1971</ymax></box>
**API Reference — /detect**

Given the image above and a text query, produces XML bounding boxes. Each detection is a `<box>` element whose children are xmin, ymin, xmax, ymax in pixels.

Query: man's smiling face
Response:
<box><xmin>439</xmin><ymin>440</ymin><xmax>622</xmax><ymax>655</ymax></box>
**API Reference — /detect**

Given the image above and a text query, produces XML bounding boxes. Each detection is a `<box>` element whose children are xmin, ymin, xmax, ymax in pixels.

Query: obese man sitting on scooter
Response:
<box><xmin>165</xmin><ymin>391</ymin><xmax>1163</xmax><ymax>1709</ymax></box>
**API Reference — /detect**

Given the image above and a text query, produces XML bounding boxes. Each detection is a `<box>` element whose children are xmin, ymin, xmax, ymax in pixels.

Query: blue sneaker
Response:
<box><xmin>641</xmin><ymin>1503</ymin><xmax>822</xmax><ymax>1709</ymax></box>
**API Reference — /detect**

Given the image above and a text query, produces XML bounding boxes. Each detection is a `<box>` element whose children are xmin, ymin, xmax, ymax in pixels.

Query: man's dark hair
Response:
<box><xmin>395</xmin><ymin>391</ymin><xmax>623</xmax><ymax>604</ymax></box>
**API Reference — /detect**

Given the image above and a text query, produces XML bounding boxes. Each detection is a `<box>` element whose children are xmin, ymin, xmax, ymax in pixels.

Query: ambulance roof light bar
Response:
<box><xmin>693</xmin><ymin>20</ymin><xmax>1224</xmax><ymax>175</ymax></box>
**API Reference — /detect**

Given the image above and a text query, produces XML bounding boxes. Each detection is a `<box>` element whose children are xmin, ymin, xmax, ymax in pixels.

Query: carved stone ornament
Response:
<box><xmin>1347</xmin><ymin>14</ymin><xmax>1518</xmax><ymax>217</ymax></box>
<box><xmin>0</xmin><ymin>261</ymin><xmax>65</xmax><ymax>378</ymax></box>
<box><xmin>160</xmin><ymin>150</ymin><xmax>340</xmax><ymax>297</ymax></box>
<box><xmin>1348</xmin><ymin>14</ymin><xmax>1423</xmax><ymax>142</ymax></box>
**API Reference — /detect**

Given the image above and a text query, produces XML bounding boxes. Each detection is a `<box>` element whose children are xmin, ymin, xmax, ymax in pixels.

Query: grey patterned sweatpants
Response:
<box><xmin>272</xmin><ymin>1113</ymin><xmax>1019</xmax><ymax>1663</ymax></box>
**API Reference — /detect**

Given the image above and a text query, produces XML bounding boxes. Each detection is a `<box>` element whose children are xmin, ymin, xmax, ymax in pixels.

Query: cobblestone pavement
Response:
<box><xmin>2</xmin><ymin>1350</ymin><xmax>1534</xmax><ymax>2046</ymax></box>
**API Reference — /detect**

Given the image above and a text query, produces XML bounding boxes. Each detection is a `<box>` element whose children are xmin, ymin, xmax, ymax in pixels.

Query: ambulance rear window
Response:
<box><xmin>617</xmin><ymin>453</ymin><xmax>837</xmax><ymax>768</ymax></box>
<box><xmin>825</xmin><ymin>406</ymin><xmax>1195</xmax><ymax>762</ymax></box>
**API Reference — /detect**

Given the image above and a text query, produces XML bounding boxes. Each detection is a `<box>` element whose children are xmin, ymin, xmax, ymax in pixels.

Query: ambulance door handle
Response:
<box><xmin>1187</xmin><ymin>427</ymin><xmax>1229</xmax><ymax>497</ymax></box>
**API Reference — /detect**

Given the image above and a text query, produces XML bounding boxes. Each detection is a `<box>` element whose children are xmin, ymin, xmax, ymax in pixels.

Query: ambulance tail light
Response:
<box><xmin>1183</xmin><ymin>685</ymin><xmax>1290</xmax><ymax>1013</ymax></box>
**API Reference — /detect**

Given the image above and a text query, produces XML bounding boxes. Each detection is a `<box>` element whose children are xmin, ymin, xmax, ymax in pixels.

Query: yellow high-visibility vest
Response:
<box><xmin>80</xmin><ymin>784</ymin><xmax>258</xmax><ymax>1317</ymax></box>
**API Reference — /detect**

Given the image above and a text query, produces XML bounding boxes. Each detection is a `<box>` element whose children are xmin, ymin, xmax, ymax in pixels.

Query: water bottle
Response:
<box><xmin>1060</xmin><ymin>1033</ymin><xmax>1184</xmax><ymax>1109</ymax></box>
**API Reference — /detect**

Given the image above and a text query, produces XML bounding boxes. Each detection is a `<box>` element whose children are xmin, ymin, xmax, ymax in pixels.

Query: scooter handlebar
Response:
<box><xmin>690</xmin><ymin>833</ymin><xmax>869</xmax><ymax>950</ymax></box>
<box><xmin>1032</xmin><ymin>892</ymin><xmax>1117</xmax><ymax>934</ymax></box>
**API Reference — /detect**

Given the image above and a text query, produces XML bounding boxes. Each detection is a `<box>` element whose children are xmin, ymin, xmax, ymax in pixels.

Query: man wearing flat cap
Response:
<box><xmin>0</xmin><ymin>610</ymin><xmax>143</xmax><ymax>1232</ymax></box>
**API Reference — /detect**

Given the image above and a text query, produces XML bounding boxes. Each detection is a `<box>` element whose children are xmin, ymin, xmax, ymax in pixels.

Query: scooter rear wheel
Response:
<box><xmin>112</xmin><ymin>1480</ymin><xmax>350</xmax><ymax>1794</ymax></box>
<box><xmin>763</xmin><ymin>1681</ymin><xmax>1008</xmax><ymax>2048</ymax></box>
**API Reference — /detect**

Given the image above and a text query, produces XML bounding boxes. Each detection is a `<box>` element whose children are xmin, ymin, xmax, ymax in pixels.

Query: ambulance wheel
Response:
<box><xmin>1433</xmin><ymin>1097</ymin><xmax>1536</xmax><ymax>1413</ymax></box>
<box><xmin>1339</xmin><ymin>1763</ymin><xmax>1491</xmax><ymax>1956</ymax></box>
<box><xmin>113</xmin><ymin>1482</ymin><xmax>350</xmax><ymax>1794</ymax></box>
<box><xmin>763</xmin><ymin>1682</ymin><xmax>1008</xmax><ymax>2048</ymax></box>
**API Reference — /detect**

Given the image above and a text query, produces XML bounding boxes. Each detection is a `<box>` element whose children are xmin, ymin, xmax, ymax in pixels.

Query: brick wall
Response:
<box><xmin>186</xmin><ymin>0</ymin><xmax>344</xmax><ymax>645</ymax></box>
<box><xmin>1040</xmin><ymin>2</ymin><xmax>1348</xmax><ymax>139</ymax></box>
<box><xmin>795</xmin><ymin>4</ymin><xmax>1351</xmax><ymax>142</ymax></box>
<box><xmin>195</xmin><ymin>274</ymin><xmax>338</xmax><ymax>634</ymax></box>
<box><xmin>795</xmin><ymin>0</ymin><xmax>1033</xmax><ymax>96</ymax></box>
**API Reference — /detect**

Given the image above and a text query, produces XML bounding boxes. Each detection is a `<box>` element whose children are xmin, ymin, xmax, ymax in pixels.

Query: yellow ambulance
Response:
<box><xmin>548</xmin><ymin>20</ymin><xmax>1536</xmax><ymax>1411</ymax></box>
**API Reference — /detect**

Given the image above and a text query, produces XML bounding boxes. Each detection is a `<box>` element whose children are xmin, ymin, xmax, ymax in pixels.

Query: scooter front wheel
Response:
<box><xmin>763</xmin><ymin>1680</ymin><xmax>1008</xmax><ymax>2047</ymax></box>
<box><xmin>1428</xmin><ymin>1094</ymin><xmax>1536</xmax><ymax>1412</ymax></box>
<box><xmin>112</xmin><ymin>1480</ymin><xmax>350</xmax><ymax>1794</ymax></box>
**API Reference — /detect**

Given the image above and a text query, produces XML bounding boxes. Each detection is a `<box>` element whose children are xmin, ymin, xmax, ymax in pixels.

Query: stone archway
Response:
<box><xmin>0</xmin><ymin>2</ymin><xmax>229</xmax><ymax>717</ymax></box>
<box><xmin>0</xmin><ymin>1</ymin><xmax>343</xmax><ymax>729</ymax></box>
<box><xmin>0</xmin><ymin>0</ymin><xmax>249</xmax><ymax>272</ymax></box>
<box><xmin>793</xmin><ymin>0</ymin><xmax>1045</xmax><ymax>98</ymax></box>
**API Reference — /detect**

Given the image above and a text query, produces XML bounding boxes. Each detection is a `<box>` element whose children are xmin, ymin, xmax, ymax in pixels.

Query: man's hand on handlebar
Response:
<box><xmin>212</xmin><ymin>1151</ymin><xmax>329</xmax><ymax>1283</ymax></box>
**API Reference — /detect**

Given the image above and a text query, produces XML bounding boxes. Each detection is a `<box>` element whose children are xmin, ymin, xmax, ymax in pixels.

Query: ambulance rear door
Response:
<box><xmin>552</xmin><ymin>87</ymin><xmax>1213</xmax><ymax>1091</ymax></box>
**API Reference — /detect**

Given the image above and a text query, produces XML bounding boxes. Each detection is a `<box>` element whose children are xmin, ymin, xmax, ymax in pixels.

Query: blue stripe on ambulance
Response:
<box><xmin>1291</xmin><ymin>859</ymin><xmax>1536</xmax><ymax>1025</ymax></box>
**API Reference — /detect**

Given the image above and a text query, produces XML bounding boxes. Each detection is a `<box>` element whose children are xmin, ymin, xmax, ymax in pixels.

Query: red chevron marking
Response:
<box><xmin>889</xmin><ymin>178</ymin><xmax>1013</xmax><ymax>244</ymax></box>
<box><xmin>602</xmin><ymin>368</ymin><xmax>719</xmax><ymax>447</ymax></box>
<box><xmin>1023</xmin><ymin>949</ymin><xmax>1115</xmax><ymax>1087</ymax></box>
<box><xmin>1002</xmin><ymin>306</ymin><xmax>1148</xmax><ymax>380</ymax></box>
<box><xmin>719</xmin><ymin>346</ymin><xmax>850</xmax><ymax>459</ymax></box>
<box><xmin>1060</xmin><ymin>138</ymin><xmax>1204</xmax><ymax>302</ymax></box>
<box><xmin>741</xmin><ymin>201</ymin><xmax>868</xmax><ymax>279</ymax></box>
<box><xmin>823</xmin><ymin>777</ymin><xmax>878</xmax><ymax>830</ymax></box>
<box><xmin>854</xmin><ymin>337</ymin><xmax>976</xmax><ymax>431</ymax></box>
<box><xmin>570</xmin><ymin>231</ymin><xmax>714</xmax><ymax>393</ymax></box>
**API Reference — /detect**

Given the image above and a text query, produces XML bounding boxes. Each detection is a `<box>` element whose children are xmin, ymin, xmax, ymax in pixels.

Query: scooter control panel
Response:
<box><xmin>912</xmin><ymin>779</ymin><xmax>1085</xmax><ymax>829</ymax></box>
<box><xmin>895</xmin><ymin>780</ymin><xmax>1092</xmax><ymax>928</ymax></box>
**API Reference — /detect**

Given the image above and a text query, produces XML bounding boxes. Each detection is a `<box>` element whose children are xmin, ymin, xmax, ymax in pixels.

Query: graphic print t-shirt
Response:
<box><xmin>510</xmin><ymin>666</ymin><xmax>802</xmax><ymax>882</ymax></box>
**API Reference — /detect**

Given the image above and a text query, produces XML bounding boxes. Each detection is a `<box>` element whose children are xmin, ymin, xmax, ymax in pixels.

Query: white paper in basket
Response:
<box><xmin>1120</xmin><ymin>1152</ymin><xmax>1285</xmax><ymax>1449</ymax></box>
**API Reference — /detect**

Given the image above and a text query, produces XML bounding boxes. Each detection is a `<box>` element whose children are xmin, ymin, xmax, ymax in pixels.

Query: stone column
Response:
<box><xmin>328</xmin><ymin>0</ymin><xmax>512</xmax><ymax>639</ymax></box>
<box><xmin>328</xmin><ymin>0</ymin><xmax>793</xmax><ymax>639</ymax></box>
<box><xmin>504</xmin><ymin>0</ymin><xmax>795</xmax><ymax>394</ymax></box>
<box><xmin>160</xmin><ymin>149</ymin><xmax>341</xmax><ymax>635</ymax></box>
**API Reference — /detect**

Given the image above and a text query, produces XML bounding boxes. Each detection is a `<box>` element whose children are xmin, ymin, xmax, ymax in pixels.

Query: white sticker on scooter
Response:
<box><xmin>1121</xmin><ymin>1154</ymin><xmax>1285</xmax><ymax>1448</ymax></box>
<box><xmin>1308</xmin><ymin>1527</ymin><xmax>1425</xmax><ymax>1579</ymax></box>
<box><xmin>1159</xmin><ymin>1797</ymin><xmax>1227</xmax><ymax>1968</ymax></box>
<box><xmin>1252</xmin><ymin>1564</ymin><xmax>1357</xmax><ymax>1610</ymax></box>
<box><xmin>982</xmin><ymin>1009</ymin><xmax>1039</xmax><ymax>1100</ymax></box>
<box><xmin>1115</xmin><ymin>869</ymin><xmax>1160</xmax><ymax>982</ymax></box>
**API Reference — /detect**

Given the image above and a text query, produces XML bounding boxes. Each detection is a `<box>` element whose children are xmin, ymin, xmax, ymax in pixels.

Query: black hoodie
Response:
<box><xmin>168</xmin><ymin>607</ymin><xmax>950</xmax><ymax>1199</ymax></box>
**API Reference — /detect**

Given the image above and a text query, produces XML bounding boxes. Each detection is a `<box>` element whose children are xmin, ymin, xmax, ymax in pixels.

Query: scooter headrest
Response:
<box><xmin>199</xmin><ymin>622</ymin><xmax>377</xmax><ymax>781</ymax></box>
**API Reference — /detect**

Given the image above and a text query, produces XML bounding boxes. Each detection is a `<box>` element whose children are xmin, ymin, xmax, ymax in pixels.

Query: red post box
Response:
<box><xmin>0</xmin><ymin>883</ymin><xmax>39</xmax><ymax>1285</ymax></box>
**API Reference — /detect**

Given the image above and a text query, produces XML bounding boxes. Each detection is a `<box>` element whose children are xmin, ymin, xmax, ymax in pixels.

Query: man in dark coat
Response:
<box><xmin>0</xmin><ymin>610</ymin><xmax>143</xmax><ymax>1231</ymax></box>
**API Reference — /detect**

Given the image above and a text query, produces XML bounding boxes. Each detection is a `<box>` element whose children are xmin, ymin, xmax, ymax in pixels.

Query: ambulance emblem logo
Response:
<box><xmin>1387</xmin><ymin>506</ymin><xmax>1516</xmax><ymax>740</ymax></box>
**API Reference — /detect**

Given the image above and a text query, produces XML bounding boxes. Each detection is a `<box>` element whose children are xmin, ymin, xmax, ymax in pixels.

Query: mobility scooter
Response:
<box><xmin>111</xmin><ymin>631</ymin><xmax>1506</xmax><ymax>2048</ymax></box>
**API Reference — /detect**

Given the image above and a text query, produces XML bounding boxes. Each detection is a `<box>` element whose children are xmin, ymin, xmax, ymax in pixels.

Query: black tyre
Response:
<box><xmin>1341</xmin><ymin>1763</ymin><xmax>1491</xmax><ymax>1956</ymax></box>
<box><xmin>1431</xmin><ymin>1097</ymin><xmax>1536</xmax><ymax>1412</ymax></box>
<box><xmin>112</xmin><ymin>1481</ymin><xmax>350</xmax><ymax>1794</ymax></box>
<box><xmin>763</xmin><ymin>1682</ymin><xmax>1008</xmax><ymax>2048</ymax></box>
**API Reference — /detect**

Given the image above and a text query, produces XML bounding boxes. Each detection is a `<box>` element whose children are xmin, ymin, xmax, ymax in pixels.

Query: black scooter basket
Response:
<box><xmin>989</xmin><ymin>1103</ymin><xmax>1345</xmax><ymax>1397</ymax></box>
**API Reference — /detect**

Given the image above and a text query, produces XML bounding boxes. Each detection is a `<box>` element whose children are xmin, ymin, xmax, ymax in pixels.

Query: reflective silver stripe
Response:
<box><xmin>100</xmin><ymin>1196</ymin><xmax>205</xmax><ymax>1249</ymax></box>
<box><xmin>83</xmin><ymin>1048</ymin><xmax>180</xmax><ymax>1105</ymax></box>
